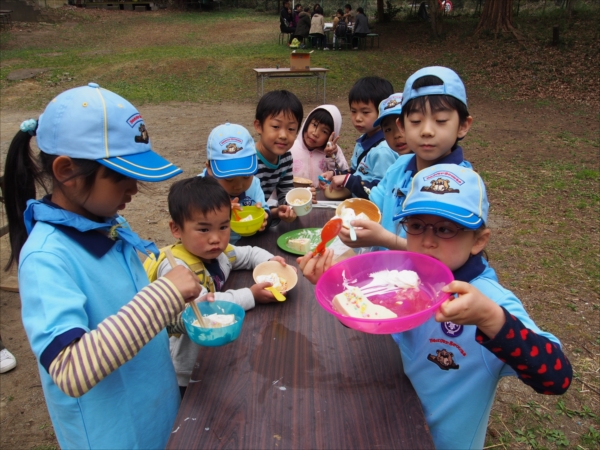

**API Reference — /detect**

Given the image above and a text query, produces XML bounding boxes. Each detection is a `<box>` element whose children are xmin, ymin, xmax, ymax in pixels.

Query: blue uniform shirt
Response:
<box><xmin>19</xmin><ymin>199</ymin><xmax>180</xmax><ymax>449</ymax></box>
<box><xmin>369</xmin><ymin>147</ymin><xmax>472</xmax><ymax>245</ymax></box>
<box><xmin>345</xmin><ymin>130</ymin><xmax>398</xmax><ymax>198</ymax></box>
<box><xmin>393</xmin><ymin>256</ymin><xmax>562</xmax><ymax>449</ymax></box>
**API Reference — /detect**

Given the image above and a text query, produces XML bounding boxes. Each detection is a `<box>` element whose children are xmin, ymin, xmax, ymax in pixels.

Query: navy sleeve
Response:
<box><xmin>344</xmin><ymin>174</ymin><xmax>380</xmax><ymax>199</ymax></box>
<box><xmin>476</xmin><ymin>307</ymin><xmax>572</xmax><ymax>395</ymax></box>
<box><xmin>40</xmin><ymin>328</ymin><xmax>87</xmax><ymax>373</ymax></box>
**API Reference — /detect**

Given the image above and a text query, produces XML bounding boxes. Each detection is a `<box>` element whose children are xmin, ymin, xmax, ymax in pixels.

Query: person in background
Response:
<box><xmin>352</xmin><ymin>7</ymin><xmax>370</xmax><ymax>50</ymax></box>
<box><xmin>280</xmin><ymin>0</ymin><xmax>296</xmax><ymax>44</ymax></box>
<box><xmin>292</xmin><ymin>3</ymin><xmax>302</xmax><ymax>27</ymax></box>
<box><xmin>320</xmin><ymin>76</ymin><xmax>397</xmax><ymax>199</ymax></box>
<box><xmin>332</xmin><ymin>9</ymin><xmax>346</xmax><ymax>50</ymax></box>
<box><xmin>294</xmin><ymin>6</ymin><xmax>312</xmax><ymax>47</ymax></box>
<box><xmin>309</xmin><ymin>5</ymin><xmax>328</xmax><ymax>50</ymax></box>
<box><xmin>343</xmin><ymin>3</ymin><xmax>356</xmax><ymax>24</ymax></box>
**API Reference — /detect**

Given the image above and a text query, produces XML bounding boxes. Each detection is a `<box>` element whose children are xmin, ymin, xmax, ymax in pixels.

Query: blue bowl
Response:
<box><xmin>182</xmin><ymin>301</ymin><xmax>245</xmax><ymax>347</ymax></box>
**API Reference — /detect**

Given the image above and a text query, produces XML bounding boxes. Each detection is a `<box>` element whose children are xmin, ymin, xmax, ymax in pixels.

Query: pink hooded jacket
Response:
<box><xmin>291</xmin><ymin>105</ymin><xmax>349</xmax><ymax>187</ymax></box>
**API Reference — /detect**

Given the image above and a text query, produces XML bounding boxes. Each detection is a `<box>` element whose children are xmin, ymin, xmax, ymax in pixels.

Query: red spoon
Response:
<box><xmin>313</xmin><ymin>217</ymin><xmax>343</xmax><ymax>255</ymax></box>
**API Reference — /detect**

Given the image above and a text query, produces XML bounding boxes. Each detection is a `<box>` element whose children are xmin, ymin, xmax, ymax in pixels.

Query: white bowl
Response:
<box><xmin>286</xmin><ymin>188</ymin><xmax>313</xmax><ymax>217</ymax></box>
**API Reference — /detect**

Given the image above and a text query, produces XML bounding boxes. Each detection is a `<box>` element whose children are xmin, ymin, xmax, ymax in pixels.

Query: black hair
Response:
<box><xmin>3</xmin><ymin>130</ymin><xmax>127</xmax><ymax>270</ymax></box>
<box><xmin>255</xmin><ymin>90</ymin><xmax>303</xmax><ymax>128</ymax></box>
<box><xmin>344</xmin><ymin>4</ymin><xmax>352</xmax><ymax>10</ymax></box>
<box><xmin>168</xmin><ymin>176</ymin><xmax>231</xmax><ymax>228</ymax></box>
<box><xmin>348</xmin><ymin>76</ymin><xmax>394</xmax><ymax>109</ymax></box>
<box><xmin>303</xmin><ymin>6</ymin><xmax>310</xmax><ymax>12</ymax></box>
<box><xmin>302</xmin><ymin>108</ymin><xmax>334</xmax><ymax>138</ymax></box>
<box><xmin>357</xmin><ymin>7</ymin><xmax>364</xmax><ymax>14</ymax></box>
<box><xmin>400</xmin><ymin>75</ymin><xmax>470</xmax><ymax>125</ymax></box>
<box><xmin>295</xmin><ymin>3</ymin><xmax>301</xmax><ymax>9</ymax></box>
<box><xmin>337</xmin><ymin>8</ymin><xmax>343</xmax><ymax>14</ymax></box>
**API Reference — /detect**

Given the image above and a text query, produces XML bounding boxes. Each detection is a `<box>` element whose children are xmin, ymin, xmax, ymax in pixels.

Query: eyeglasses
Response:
<box><xmin>400</xmin><ymin>218</ymin><xmax>466</xmax><ymax>239</ymax></box>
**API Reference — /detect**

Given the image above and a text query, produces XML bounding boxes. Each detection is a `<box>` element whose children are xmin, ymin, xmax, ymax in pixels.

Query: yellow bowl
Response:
<box><xmin>252</xmin><ymin>261</ymin><xmax>298</xmax><ymax>293</ymax></box>
<box><xmin>335</xmin><ymin>198</ymin><xmax>382</xmax><ymax>228</ymax></box>
<box><xmin>230</xmin><ymin>206</ymin><xmax>264</xmax><ymax>237</ymax></box>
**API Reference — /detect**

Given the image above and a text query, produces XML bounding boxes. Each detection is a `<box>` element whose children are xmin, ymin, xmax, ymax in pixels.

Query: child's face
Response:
<box><xmin>303</xmin><ymin>119</ymin><xmax>332</xmax><ymax>151</ymax></box>
<box><xmin>400</xmin><ymin>100</ymin><xmax>472</xmax><ymax>164</ymax></box>
<box><xmin>405</xmin><ymin>214</ymin><xmax>488</xmax><ymax>272</ymax></box>
<box><xmin>381</xmin><ymin>116</ymin><xmax>409</xmax><ymax>155</ymax></box>
<box><xmin>206</xmin><ymin>165</ymin><xmax>253</xmax><ymax>198</ymax></box>
<box><xmin>77</xmin><ymin>167</ymin><xmax>138</xmax><ymax>220</ymax></box>
<box><xmin>254</xmin><ymin>112</ymin><xmax>299</xmax><ymax>162</ymax></box>
<box><xmin>169</xmin><ymin>206</ymin><xmax>230</xmax><ymax>261</ymax></box>
<box><xmin>350</xmin><ymin>101</ymin><xmax>379</xmax><ymax>137</ymax></box>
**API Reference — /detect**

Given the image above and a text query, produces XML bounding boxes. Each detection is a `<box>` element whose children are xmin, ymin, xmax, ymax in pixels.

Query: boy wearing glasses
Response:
<box><xmin>298</xmin><ymin>165</ymin><xmax>572</xmax><ymax>449</ymax></box>
<box><xmin>337</xmin><ymin>66</ymin><xmax>473</xmax><ymax>250</ymax></box>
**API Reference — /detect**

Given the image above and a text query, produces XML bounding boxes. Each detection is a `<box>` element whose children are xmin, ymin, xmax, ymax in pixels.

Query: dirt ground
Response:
<box><xmin>1</xmin><ymin>92</ymin><xmax>597</xmax><ymax>448</ymax></box>
<box><xmin>1</xmin><ymin>7</ymin><xmax>599</xmax><ymax>449</ymax></box>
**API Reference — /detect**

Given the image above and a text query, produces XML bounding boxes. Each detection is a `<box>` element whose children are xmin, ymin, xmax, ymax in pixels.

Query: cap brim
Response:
<box><xmin>393</xmin><ymin>201</ymin><xmax>484</xmax><ymax>229</ymax></box>
<box><xmin>210</xmin><ymin>155</ymin><xmax>258</xmax><ymax>178</ymax></box>
<box><xmin>99</xmin><ymin>150</ymin><xmax>182</xmax><ymax>182</ymax></box>
<box><xmin>373</xmin><ymin>110</ymin><xmax>401</xmax><ymax>128</ymax></box>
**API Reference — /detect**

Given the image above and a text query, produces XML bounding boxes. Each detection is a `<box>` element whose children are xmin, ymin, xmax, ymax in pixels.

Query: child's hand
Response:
<box><xmin>163</xmin><ymin>265</ymin><xmax>203</xmax><ymax>302</ymax></box>
<box><xmin>338</xmin><ymin>221</ymin><xmax>406</xmax><ymax>250</ymax></box>
<box><xmin>324</xmin><ymin>133</ymin><xmax>340</xmax><ymax>157</ymax></box>
<box><xmin>251</xmin><ymin>282</ymin><xmax>279</xmax><ymax>303</ymax></box>
<box><xmin>329</xmin><ymin>174</ymin><xmax>347</xmax><ymax>191</ymax></box>
<box><xmin>278</xmin><ymin>204</ymin><xmax>297</xmax><ymax>223</ymax></box>
<box><xmin>194</xmin><ymin>291</ymin><xmax>215</xmax><ymax>303</ymax></box>
<box><xmin>436</xmin><ymin>281</ymin><xmax>506</xmax><ymax>339</ymax></box>
<box><xmin>319</xmin><ymin>171</ymin><xmax>334</xmax><ymax>190</ymax></box>
<box><xmin>296</xmin><ymin>249</ymin><xmax>334</xmax><ymax>285</ymax></box>
<box><xmin>256</xmin><ymin>202</ymin><xmax>268</xmax><ymax>231</ymax></box>
<box><xmin>231</xmin><ymin>197</ymin><xmax>243</xmax><ymax>212</ymax></box>
<box><xmin>310</xmin><ymin>186</ymin><xmax>317</xmax><ymax>204</ymax></box>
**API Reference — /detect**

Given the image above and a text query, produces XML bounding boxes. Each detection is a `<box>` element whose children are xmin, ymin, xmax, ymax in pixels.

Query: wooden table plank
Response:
<box><xmin>167</xmin><ymin>209</ymin><xmax>433</xmax><ymax>449</ymax></box>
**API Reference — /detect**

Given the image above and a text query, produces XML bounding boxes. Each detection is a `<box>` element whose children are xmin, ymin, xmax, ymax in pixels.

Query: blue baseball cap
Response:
<box><xmin>206</xmin><ymin>123</ymin><xmax>258</xmax><ymax>178</ymax></box>
<box><xmin>394</xmin><ymin>164</ymin><xmax>488</xmax><ymax>229</ymax></box>
<box><xmin>36</xmin><ymin>83</ymin><xmax>182</xmax><ymax>182</ymax></box>
<box><xmin>402</xmin><ymin>66</ymin><xmax>467</xmax><ymax>108</ymax></box>
<box><xmin>373</xmin><ymin>93</ymin><xmax>403</xmax><ymax>128</ymax></box>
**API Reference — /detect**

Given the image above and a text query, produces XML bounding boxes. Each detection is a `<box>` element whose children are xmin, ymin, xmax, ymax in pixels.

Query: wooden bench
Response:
<box><xmin>0</xmin><ymin>10</ymin><xmax>12</xmax><ymax>29</ymax></box>
<box><xmin>254</xmin><ymin>68</ymin><xmax>329</xmax><ymax>103</ymax></box>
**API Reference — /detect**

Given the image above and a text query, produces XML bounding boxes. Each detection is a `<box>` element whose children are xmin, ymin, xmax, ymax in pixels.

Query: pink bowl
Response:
<box><xmin>315</xmin><ymin>251</ymin><xmax>454</xmax><ymax>334</ymax></box>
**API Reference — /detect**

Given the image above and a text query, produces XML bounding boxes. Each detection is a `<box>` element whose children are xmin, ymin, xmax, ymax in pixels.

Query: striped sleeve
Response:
<box><xmin>48</xmin><ymin>278</ymin><xmax>185</xmax><ymax>398</ymax></box>
<box><xmin>276</xmin><ymin>153</ymin><xmax>294</xmax><ymax>204</ymax></box>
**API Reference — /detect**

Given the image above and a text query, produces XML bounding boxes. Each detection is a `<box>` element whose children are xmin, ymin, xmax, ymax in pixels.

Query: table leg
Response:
<box><xmin>261</xmin><ymin>75</ymin><xmax>264</xmax><ymax>98</ymax></box>
<box><xmin>323</xmin><ymin>73</ymin><xmax>327</xmax><ymax>103</ymax></box>
<box><xmin>315</xmin><ymin>74</ymin><xmax>319</xmax><ymax>102</ymax></box>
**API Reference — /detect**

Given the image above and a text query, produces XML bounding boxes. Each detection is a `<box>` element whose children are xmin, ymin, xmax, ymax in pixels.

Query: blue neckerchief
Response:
<box><xmin>406</xmin><ymin>145</ymin><xmax>466</xmax><ymax>174</ymax></box>
<box><xmin>357</xmin><ymin>129</ymin><xmax>386</xmax><ymax>153</ymax></box>
<box><xmin>452</xmin><ymin>252</ymin><xmax>486</xmax><ymax>283</ymax></box>
<box><xmin>24</xmin><ymin>196</ymin><xmax>159</xmax><ymax>258</ymax></box>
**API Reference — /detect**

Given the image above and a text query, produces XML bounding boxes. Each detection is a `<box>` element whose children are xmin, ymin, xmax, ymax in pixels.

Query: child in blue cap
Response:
<box><xmin>373</xmin><ymin>93</ymin><xmax>410</xmax><ymax>156</ymax></box>
<box><xmin>338</xmin><ymin>67</ymin><xmax>473</xmax><ymax>250</ymax></box>
<box><xmin>299</xmin><ymin>165</ymin><xmax>572</xmax><ymax>449</ymax></box>
<box><xmin>199</xmin><ymin>122</ymin><xmax>270</xmax><ymax>243</ymax></box>
<box><xmin>2</xmin><ymin>84</ymin><xmax>202</xmax><ymax>449</ymax></box>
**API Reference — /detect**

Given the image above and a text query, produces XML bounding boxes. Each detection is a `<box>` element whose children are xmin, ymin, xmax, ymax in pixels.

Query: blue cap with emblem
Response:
<box><xmin>206</xmin><ymin>123</ymin><xmax>258</xmax><ymax>178</ymax></box>
<box><xmin>393</xmin><ymin>164</ymin><xmax>488</xmax><ymax>229</ymax></box>
<box><xmin>402</xmin><ymin>66</ymin><xmax>467</xmax><ymax>108</ymax></box>
<box><xmin>36</xmin><ymin>83</ymin><xmax>182</xmax><ymax>182</ymax></box>
<box><xmin>373</xmin><ymin>93</ymin><xmax>403</xmax><ymax>128</ymax></box>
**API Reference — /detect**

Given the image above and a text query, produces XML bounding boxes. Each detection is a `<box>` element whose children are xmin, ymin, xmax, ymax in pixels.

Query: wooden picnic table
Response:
<box><xmin>166</xmin><ymin>203</ymin><xmax>434</xmax><ymax>449</ymax></box>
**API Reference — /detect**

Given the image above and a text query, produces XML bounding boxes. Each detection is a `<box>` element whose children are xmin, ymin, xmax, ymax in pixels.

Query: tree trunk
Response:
<box><xmin>565</xmin><ymin>0</ymin><xmax>574</xmax><ymax>17</ymax></box>
<box><xmin>377</xmin><ymin>0</ymin><xmax>385</xmax><ymax>22</ymax></box>
<box><xmin>475</xmin><ymin>0</ymin><xmax>516</xmax><ymax>36</ymax></box>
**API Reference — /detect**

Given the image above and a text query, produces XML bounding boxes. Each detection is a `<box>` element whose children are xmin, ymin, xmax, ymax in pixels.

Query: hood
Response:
<box><xmin>297</xmin><ymin>104</ymin><xmax>343</xmax><ymax>144</ymax></box>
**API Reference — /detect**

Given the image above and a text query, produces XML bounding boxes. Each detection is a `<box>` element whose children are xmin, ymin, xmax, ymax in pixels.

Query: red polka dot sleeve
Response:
<box><xmin>475</xmin><ymin>307</ymin><xmax>572</xmax><ymax>395</ymax></box>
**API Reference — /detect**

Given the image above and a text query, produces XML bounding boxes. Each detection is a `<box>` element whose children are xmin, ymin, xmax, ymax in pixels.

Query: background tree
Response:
<box><xmin>475</xmin><ymin>0</ymin><xmax>523</xmax><ymax>41</ymax></box>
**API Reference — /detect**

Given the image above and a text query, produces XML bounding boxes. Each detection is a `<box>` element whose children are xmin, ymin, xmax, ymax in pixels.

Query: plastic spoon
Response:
<box><xmin>265</xmin><ymin>286</ymin><xmax>286</xmax><ymax>301</ymax></box>
<box><xmin>313</xmin><ymin>217</ymin><xmax>343</xmax><ymax>255</ymax></box>
<box><xmin>348</xmin><ymin>222</ymin><xmax>357</xmax><ymax>241</ymax></box>
<box><xmin>232</xmin><ymin>208</ymin><xmax>242</xmax><ymax>221</ymax></box>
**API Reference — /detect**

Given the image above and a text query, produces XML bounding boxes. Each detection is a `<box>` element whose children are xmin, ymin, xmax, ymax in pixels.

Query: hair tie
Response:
<box><xmin>20</xmin><ymin>118</ymin><xmax>38</xmax><ymax>136</ymax></box>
